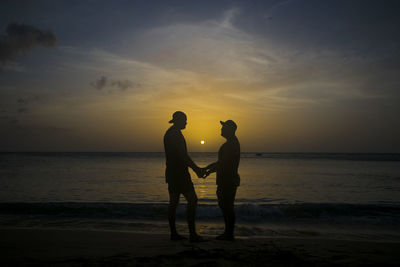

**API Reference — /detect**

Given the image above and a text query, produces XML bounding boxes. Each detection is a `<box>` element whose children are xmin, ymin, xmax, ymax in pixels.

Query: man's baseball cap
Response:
<box><xmin>169</xmin><ymin>111</ymin><xmax>186</xmax><ymax>123</ymax></box>
<box><xmin>220</xmin><ymin>120</ymin><xmax>237</xmax><ymax>131</ymax></box>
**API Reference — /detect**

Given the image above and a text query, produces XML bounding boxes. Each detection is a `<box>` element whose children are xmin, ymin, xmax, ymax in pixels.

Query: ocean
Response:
<box><xmin>1</xmin><ymin>152</ymin><xmax>400</xmax><ymax>240</ymax></box>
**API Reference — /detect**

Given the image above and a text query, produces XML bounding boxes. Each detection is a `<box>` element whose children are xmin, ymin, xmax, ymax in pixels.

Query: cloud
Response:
<box><xmin>0</xmin><ymin>23</ymin><xmax>57</xmax><ymax>65</ymax></box>
<box><xmin>112</xmin><ymin>80</ymin><xmax>132</xmax><ymax>90</ymax></box>
<box><xmin>111</xmin><ymin>79</ymin><xmax>141</xmax><ymax>91</ymax></box>
<box><xmin>91</xmin><ymin>75</ymin><xmax>107</xmax><ymax>90</ymax></box>
<box><xmin>59</xmin><ymin>7</ymin><xmax>400</xmax><ymax>117</ymax></box>
<box><xmin>15</xmin><ymin>95</ymin><xmax>42</xmax><ymax>108</ymax></box>
<box><xmin>91</xmin><ymin>75</ymin><xmax>140</xmax><ymax>91</ymax></box>
<box><xmin>7</xmin><ymin>95</ymin><xmax>46</xmax><ymax>116</ymax></box>
<box><xmin>220</xmin><ymin>7</ymin><xmax>240</xmax><ymax>28</ymax></box>
<box><xmin>142</xmin><ymin>11</ymin><xmax>400</xmax><ymax>105</ymax></box>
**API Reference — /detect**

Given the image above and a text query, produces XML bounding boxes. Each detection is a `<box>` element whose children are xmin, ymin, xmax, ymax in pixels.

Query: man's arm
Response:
<box><xmin>175</xmin><ymin>140</ymin><xmax>205</xmax><ymax>177</ymax></box>
<box><xmin>165</xmin><ymin>130</ymin><xmax>205</xmax><ymax>178</ymax></box>
<box><xmin>206</xmin><ymin>162</ymin><xmax>218</xmax><ymax>173</ymax></box>
<box><xmin>183</xmin><ymin>153</ymin><xmax>202</xmax><ymax>174</ymax></box>
<box><xmin>203</xmin><ymin>161</ymin><xmax>218</xmax><ymax>178</ymax></box>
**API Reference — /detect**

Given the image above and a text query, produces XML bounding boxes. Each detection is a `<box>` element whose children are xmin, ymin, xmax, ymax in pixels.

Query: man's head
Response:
<box><xmin>169</xmin><ymin>111</ymin><xmax>187</xmax><ymax>129</ymax></box>
<box><xmin>220</xmin><ymin>120</ymin><xmax>237</xmax><ymax>138</ymax></box>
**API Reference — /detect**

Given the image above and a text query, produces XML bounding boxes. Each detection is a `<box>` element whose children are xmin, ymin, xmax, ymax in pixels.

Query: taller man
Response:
<box><xmin>205</xmin><ymin>120</ymin><xmax>240</xmax><ymax>241</ymax></box>
<box><xmin>163</xmin><ymin>111</ymin><xmax>204</xmax><ymax>242</ymax></box>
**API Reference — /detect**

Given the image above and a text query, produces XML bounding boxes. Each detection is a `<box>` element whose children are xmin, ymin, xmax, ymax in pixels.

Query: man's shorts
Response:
<box><xmin>168</xmin><ymin>179</ymin><xmax>195</xmax><ymax>194</ymax></box>
<box><xmin>217</xmin><ymin>185</ymin><xmax>237</xmax><ymax>207</ymax></box>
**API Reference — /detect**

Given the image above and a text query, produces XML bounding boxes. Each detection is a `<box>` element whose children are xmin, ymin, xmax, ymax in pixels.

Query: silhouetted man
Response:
<box><xmin>204</xmin><ymin>120</ymin><xmax>240</xmax><ymax>241</ymax></box>
<box><xmin>164</xmin><ymin>111</ymin><xmax>204</xmax><ymax>242</ymax></box>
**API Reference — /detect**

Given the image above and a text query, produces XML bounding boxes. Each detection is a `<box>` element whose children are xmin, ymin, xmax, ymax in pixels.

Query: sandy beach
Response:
<box><xmin>1</xmin><ymin>228</ymin><xmax>400</xmax><ymax>266</ymax></box>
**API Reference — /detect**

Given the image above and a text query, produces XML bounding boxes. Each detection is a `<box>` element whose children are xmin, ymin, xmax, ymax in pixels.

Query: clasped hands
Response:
<box><xmin>194</xmin><ymin>167</ymin><xmax>212</xmax><ymax>179</ymax></box>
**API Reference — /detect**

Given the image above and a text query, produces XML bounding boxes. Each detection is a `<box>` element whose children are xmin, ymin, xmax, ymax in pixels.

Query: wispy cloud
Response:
<box><xmin>91</xmin><ymin>75</ymin><xmax>108</xmax><ymax>90</ymax></box>
<box><xmin>220</xmin><ymin>7</ymin><xmax>240</xmax><ymax>29</ymax></box>
<box><xmin>46</xmin><ymin>5</ymin><xmax>400</xmax><ymax>114</ymax></box>
<box><xmin>90</xmin><ymin>75</ymin><xmax>141</xmax><ymax>91</ymax></box>
<box><xmin>112</xmin><ymin>79</ymin><xmax>141</xmax><ymax>91</ymax></box>
<box><xmin>60</xmin><ymin>5</ymin><xmax>400</xmax><ymax>115</ymax></box>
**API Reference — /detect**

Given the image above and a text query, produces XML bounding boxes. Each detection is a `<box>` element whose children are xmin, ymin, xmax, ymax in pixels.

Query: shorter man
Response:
<box><xmin>204</xmin><ymin>120</ymin><xmax>240</xmax><ymax>241</ymax></box>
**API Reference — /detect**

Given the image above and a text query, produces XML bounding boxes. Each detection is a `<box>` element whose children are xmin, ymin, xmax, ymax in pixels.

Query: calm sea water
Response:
<box><xmin>1</xmin><ymin>152</ymin><xmax>399</xmax><ymax>204</ymax></box>
<box><xmin>1</xmin><ymin>152</ymin><xmax>400</xmax><ymax>239</ymax></box>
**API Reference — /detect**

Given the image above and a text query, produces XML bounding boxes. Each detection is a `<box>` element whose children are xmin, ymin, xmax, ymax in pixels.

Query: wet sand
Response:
<box><xmin>1</xmin><ymin>228</ymin><xmax>400</xmax><ymax>266</ymax></box>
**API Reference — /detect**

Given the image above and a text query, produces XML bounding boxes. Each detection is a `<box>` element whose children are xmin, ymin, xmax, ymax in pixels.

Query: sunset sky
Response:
<box><xmin>1</xmin><ymin>0</ymin><xmax>399</xmax><ymax>152</ymax></box>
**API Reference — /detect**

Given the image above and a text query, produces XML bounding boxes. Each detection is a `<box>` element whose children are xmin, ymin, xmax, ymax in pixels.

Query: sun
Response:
<box><xmin>200</xmin><ymin>140</ymin><xmax>205</xmax><ymax>145</ymax></box>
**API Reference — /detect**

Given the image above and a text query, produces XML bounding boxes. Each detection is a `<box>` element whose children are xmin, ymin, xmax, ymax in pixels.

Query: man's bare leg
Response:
<box><xmin>168</xmin><ymin>192</ymin><xmax>186</xmax><ymax>240</ymax></box>
<box><xmin>183</xmin><ymin>189</ymin><xmax>203</xmax><ymax>242</ymax></box>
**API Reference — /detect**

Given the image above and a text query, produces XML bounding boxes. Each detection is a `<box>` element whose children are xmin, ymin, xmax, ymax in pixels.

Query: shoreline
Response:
<box><xmin>2</xmin><ymin>228</ymin><xmax>400</xmax><ymax>266</ymax></box>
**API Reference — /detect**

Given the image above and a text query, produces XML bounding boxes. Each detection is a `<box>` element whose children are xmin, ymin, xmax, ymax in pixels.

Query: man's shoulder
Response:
<box><xmin>228</xmin><ymin>137</ymin><xmax>240</xmax><ymax>147</ymax></box>
<box><xmin>223</xmin><ymin>137</ymin><xmax>240</xmax><ymax>155</ymax></box>
<box><xmin>220</xmin><ymin>140</ymin><xmax>238</xmax><ymax>153</ymax></box>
